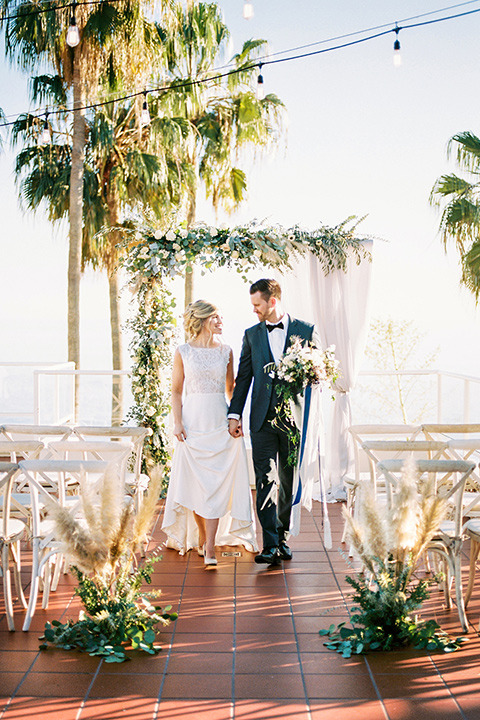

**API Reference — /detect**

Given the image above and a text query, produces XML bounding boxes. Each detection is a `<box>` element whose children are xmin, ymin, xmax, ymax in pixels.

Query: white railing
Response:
<box><xmin>33</xmin><ymin>369</ymin><xmax>132</xmax><ymax>425</ymax></box>
<box><xmin>0</xmin><ymin>362</ymin><xmax>75</xmax><ymax>424</ymax></box>
<box><xmin>2</xmin><ymin>364</ymin><xmax>479</xmax><ymax>428</ymax></box>
<box><xmin>353</xmin><ymin>369</ymin><xmax>480</xmax><ymax>425</ymax></box>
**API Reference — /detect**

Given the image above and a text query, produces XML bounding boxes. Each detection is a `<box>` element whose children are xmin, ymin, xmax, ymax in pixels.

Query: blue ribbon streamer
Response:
<box><xmin>292</xmin><ymin>384</ymin><xmax>311</xmax><ymax>506</ymax></box>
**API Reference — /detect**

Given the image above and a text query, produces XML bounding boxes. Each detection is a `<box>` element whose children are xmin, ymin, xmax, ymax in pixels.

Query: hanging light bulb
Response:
<box><xmin>40</xmin><ymin>112</ymin><xmax>51</xmax><ymax>145</ymax></box>
<box><xmin>256</xmin><ymin>64</ymin><xmax>264</xmax><ymax>100</ymax></box>
<box><xmin>66</xmin><ymin>2</ymin><xmax>80</xmax><ymax>47</ymax></box>
<box><xmin>141</xmin><ymin>91</ymin><xmax>151</xmax><ymax>126</ymax></box>
<box><xmin>393</xmin><ymin>26</ymin><xmax>402</xmax><ymax>67</ymax></box>
<box><xmin>243</xmin><ymin>1</ymin><xmax>254</xmax><ymax>20</ymax></box>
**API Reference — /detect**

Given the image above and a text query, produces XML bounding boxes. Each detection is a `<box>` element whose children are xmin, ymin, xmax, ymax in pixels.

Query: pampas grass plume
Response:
<box><xmin>132</xmin><ymin>466</ymin><xmax>163</xmax><ymax>546</ymax></box>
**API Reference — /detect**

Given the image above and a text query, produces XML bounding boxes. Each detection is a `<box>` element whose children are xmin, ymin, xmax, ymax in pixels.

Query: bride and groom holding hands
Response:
<box><xmin>162</xmin><ymin>278</ymin><xmax>319</xmax><ymax>567</ymax></box>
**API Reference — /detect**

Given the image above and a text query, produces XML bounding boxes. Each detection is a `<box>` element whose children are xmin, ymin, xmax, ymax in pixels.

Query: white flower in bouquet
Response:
<box><xmin>263</xmin><ymin>337</ymin><xmax>340</xmax><ymax>466</ymax></box>
<box><xmin>154</xmin><ymin>229</ymin><xmax>163</xmax><ymax>240</ymax></box>
<box><xmin>179</xmin><ymin>228</ymin><xmax>189</xmax><ymax>239</ymax></box>
<box><xmin>166</xmin><ymin>230</ymin><xmax>176</xmax><ymax>242</ymax></box>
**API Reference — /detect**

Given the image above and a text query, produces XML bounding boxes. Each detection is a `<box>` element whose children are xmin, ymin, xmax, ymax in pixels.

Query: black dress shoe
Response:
<box><xmin>254</xmin><ymin>547</ymin><xmax>280</xmax><ymax>565</ymax></box>
<box><xmin>278</xmin><ymin>541</ymin><xmax>292</xmax><ymax>560</ymax></box>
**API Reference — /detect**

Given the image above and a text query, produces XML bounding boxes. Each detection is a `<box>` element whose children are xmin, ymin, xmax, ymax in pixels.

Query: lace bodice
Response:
<box><xmin>179</xmin><ymin>343</ymin><xmax>231</xmax><ymax>395</ymax></box>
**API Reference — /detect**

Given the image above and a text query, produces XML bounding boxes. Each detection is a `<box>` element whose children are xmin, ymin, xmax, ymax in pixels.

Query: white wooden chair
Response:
<box><xmin>0</xmin><ymin>424</ymin><xmax>72</xmax><ymax>444</ymax></box>
<box><xmin>0</xmin><ymin>462</ymin><xmax>29</xmax><ymax>631</ymax></box>
<box><xmin>18</xmin><ymin>458</ymin><xmax>110</xmax><ymax>631</ymax></box>
<box><xmin>71</xmin><ymin>426</ymin><xmax>152</xmax><ymax>511</ymax></box>
<box><xmin>377</xmin><ymin>458</ymin><xmax>476</xmax><ymax>633</ymax></box>
<box><xmin>343</xmin><ymin>425</ymin><xmax>422</xmax><ymax>544</ymax></box>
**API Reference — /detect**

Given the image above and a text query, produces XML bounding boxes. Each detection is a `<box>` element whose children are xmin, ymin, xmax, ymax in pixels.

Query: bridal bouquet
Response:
<box><xmin>265</xmin><ymin>337</ymin><xmax>339</xmax><ymax>465</ymax></box>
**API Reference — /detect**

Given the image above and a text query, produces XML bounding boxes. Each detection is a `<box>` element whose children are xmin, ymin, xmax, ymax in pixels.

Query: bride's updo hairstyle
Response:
<box><xmin>184</xmin><ymin>300</ymin><xmax>218</xmax><ymax>339</ymax></box>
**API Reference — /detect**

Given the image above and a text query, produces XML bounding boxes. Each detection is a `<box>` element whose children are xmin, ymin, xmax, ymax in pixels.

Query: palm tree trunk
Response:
<box><xmin>68</xmin><ymin>48</ymin><xmax>86</xmax><ymax>422</ymax></box>
<box><xmin>184</xmin><ymin>192</ymin><xmax>196</xmax><ymax>310</ymax></box>
<box><xmin>107</xmin><ymin>189</ymin><xmax>123</xmax><ymax>425</ymax></box>
<box><xmin>108</xmin><ymin>269</ymin><xmax>123</xmax><ymax>425</ymax></box>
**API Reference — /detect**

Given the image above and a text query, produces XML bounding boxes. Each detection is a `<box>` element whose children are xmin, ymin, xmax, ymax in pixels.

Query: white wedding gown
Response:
<box><xmin>162</xmin><ymin>342</ymin><xmax>258</xmax><ymax>554</ymax></box>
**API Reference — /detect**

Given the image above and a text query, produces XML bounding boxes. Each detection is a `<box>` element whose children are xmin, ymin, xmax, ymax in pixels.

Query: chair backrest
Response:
<box><xmin>421</xmin><ymin>424</ymin><xmax>480</xmax><ymax>441</ymax></box>
<box><xmin>377</xmin><ymin>458</ymin><xmax>476</xmax><ymax>535</ymax></box>
<box><xmin>0</xmin><ymin>440</ymin><xmax>44</xmax><ymax>462</ymax></box>
<box><xmin>347</xmin><ymin>424</ymin><xmax>422</xmax><ymax>483</ymax></box>
<box><xmin>17</xmin><ymin>459</ymin><xmax>111</xmax><ymax>544</ymax></box>
<box><xmin>46</xmin><ymin>440</ymin><xmax>134</xmax><ymax>474</ymax></box>
<box><xmin>71</xmin><ymin>426</ymin><xmax>152</xmax><ymax>477</ymax></box>
<box><xmin>0</xmin><ymin>425</ymin><xmax>73</xmax><ymax>443</ymax></box>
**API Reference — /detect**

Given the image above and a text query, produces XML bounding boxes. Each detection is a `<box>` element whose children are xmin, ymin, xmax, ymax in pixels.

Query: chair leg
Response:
<box><xmin>22</xmin><ymin>539</ymin><xmax>41</xmax><ymax>632</ymax></box>
<box><xmin>341</xmin><ymin>486</ymin><xmax>353</xmax><ymax>544</ymax></box>
<box><xmin>11</xmin><ymin>541</ymin><xmax>27</xmax><ymax>609</ymax></box>
<box><xmin>453</xmin><ymin>551</ymin><xmax>468</xmax><ymax>633</ymax></box>
<box><xmin>465</xmin><ymin>539</ymin><xmax>480</xmax><ymax>609</ymax></box>
<box><xmin>2</xmin><ymin>544</ymin><xmax>15</xmax><ymax>632</ymax></box>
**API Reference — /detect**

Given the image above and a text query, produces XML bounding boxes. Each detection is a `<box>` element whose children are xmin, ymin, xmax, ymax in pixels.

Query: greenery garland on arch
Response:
<box><xmin>122</xmin><ymin>217</ymin><xmax>372</xmax><ymax>470</ymax></box>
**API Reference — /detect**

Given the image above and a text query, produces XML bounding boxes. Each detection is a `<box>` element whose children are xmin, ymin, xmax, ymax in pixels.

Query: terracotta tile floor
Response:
<box><xmin>1</xmin><ymin>499</ymin><xmax>480</xmax><ymax>720</ymax></box>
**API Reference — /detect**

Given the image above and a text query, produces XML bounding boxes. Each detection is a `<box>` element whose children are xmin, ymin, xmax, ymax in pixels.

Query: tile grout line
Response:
<box><xmin>0</xmin><ymin>584</ymin><xmax>100</xmax><ymax>720</ymax></box>
<box><xmin>311</xmin><ymin>511</ymin><xmax>392</xmax><ymax>720</ymax></box>
<box><xmin>231</xmin><ymin>556</ymin><xmax>237</xmax><ymax>720</ymax></box>
<box><xmin>75</xmin><ymin>659</ymin><xmax>105</xmax><ymax>720</ymax></box>
<box><xmin>282</xmin><ymin>562</ymin><xmax>313</xmax><ymax>720</ymax></box>
<box><xmin>151</xmin><ymin>504</ymin><xmax>190</xmax><ymax>720</ymax></box>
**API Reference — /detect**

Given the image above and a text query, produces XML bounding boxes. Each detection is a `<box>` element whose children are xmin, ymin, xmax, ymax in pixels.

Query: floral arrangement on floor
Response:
<box><xmin>320</xmin><ymin>458</ymin><xmax>467</xmax><ymax>656</ymax></box>
<box><xmin>265</xmin><ymin>337</ymin><xmax>339</xmax><ymax>465</ymax></box>
<box><xmin>40</xmin><ymin>467</ymin><xmax>177</xmax><ymax>663</ymax></box>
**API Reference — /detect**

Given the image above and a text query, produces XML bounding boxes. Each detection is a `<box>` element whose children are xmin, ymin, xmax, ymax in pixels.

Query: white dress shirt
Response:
<box><xmin>227</xmin><ymin>314</ymin><xmax>289</xmax><ymax>421</ymax></box>
<box><xmin>266</xmin><ymin>314</ymin><xmax>289</xmax><ymax>364</ymax></box>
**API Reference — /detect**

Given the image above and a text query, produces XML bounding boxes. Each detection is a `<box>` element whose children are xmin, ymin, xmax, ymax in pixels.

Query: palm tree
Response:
<box><xmin>1</xmin><ymin>0</ymin><xmax>168</xmax><ymax>416</ymax></box>
<box><xmin>12</xmin><ymin>97</ymin><xmax>189</xmax><ymax>422</ymax></box>
<box><xmin>162</xmin><ymin>0</ymin><xmax>286</xmax><ymax>305</ymax></box>
<box><xmin>431</xmin><ymin>131</ymin><xmax>480</xmax><ymax>300</ymax></box>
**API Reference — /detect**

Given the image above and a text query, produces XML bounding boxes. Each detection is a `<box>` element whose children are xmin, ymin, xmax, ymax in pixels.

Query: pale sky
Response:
<box><xmin>1</xmin><ymin>0</ymin><xmax>479</xmax><ymax>379</ymax></box>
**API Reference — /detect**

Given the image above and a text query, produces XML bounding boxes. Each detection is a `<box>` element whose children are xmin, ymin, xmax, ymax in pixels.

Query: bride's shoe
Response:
<box><xmin>203</xmin><ymin>544</ymin><xmax>217</xmax><ymax>568</ymax></box>
<box><xmin>197</xmin><ymin>545</ymin><xmax>204</xmax><ymax>557</ymax></box>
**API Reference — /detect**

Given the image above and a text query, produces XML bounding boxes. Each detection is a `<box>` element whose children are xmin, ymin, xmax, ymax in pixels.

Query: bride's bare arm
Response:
<box><xmin>225</xmin><ymin>349</ymin><xmax>235</xmax><ymax>402</ymax></box>
<box><xmin>171</xmin><ymin>349</ymin><xmax>187</xmax><ymax>441</ymax></box>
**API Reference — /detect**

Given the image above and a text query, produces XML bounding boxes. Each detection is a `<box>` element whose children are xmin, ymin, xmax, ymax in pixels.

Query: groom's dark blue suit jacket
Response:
<box><xmin>229</xmin><ymin>317</ymin><xmax>315</xmax><ymax>433</ymax></box>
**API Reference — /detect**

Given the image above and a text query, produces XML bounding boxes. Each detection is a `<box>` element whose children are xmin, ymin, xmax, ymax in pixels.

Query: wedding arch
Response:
<box><xmin>121</xmin><ymin>217</ymin><xmax>372</xmax><ymax>489</ymax></box>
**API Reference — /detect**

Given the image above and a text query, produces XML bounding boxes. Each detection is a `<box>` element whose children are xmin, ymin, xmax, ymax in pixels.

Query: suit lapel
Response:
<box><xmin>257</xmin><ymin>322</ymin><xmax>274</xmax><ymax>365</ymax></box>
<box><xmin>284</xmin><ymin>315</ymin><xmax>297</xmax><ymax>354</ymax></box>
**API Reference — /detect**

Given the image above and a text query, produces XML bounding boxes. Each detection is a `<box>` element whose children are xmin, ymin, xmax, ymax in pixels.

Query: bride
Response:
<box><xmin>161</xmin><ymin>300</ymin><xmax>258</xmax><ymax>566</ymax></box>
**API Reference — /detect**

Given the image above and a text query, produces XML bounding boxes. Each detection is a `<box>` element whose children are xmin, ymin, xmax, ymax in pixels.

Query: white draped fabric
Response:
<box><xmin>278</xmin><ymin>240</ymin><xmax>373</xmax><ymax>502</ymax></box>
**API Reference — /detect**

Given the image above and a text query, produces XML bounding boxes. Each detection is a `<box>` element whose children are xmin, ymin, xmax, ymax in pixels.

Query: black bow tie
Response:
<box><xmin>266</xmin><ymin>321</ymin><xmax>284</xmax><ymax>332</ymax></box>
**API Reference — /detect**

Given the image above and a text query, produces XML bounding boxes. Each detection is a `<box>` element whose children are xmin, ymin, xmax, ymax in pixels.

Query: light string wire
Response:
<box><xmin>0</xmin><ymin>0</ymin><xmax>126</xmax><ymax>21</ymax></box>
<box><xmin>1</xmin><ymin>2</ymin><xmax>480</xmax><ymax>129</ymax></box>
<box><xmin>245</xmin><ymin>0</ymin><xmax>480</xmax><ymax>62</ymax></box>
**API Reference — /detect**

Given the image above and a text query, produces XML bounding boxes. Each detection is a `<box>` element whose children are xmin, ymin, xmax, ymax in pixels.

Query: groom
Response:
<box><xmin>228</xmin><ymin>278</ymin><xmax>316</xmax><ymax>565</ymax></box>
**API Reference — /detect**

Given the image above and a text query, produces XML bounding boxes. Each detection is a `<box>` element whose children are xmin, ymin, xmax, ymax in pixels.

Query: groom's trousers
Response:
<box><xmin>250</xmin><ymin>408</ymin><xmax>298</xmax><ymax>549</ymax></box>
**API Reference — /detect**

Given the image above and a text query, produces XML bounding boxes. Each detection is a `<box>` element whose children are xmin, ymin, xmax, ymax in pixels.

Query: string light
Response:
<box><xmin>140</xmin><ymin>91</ymin><xmax>151</xmax><ymax>126</ymax></box>
<box><xmin>39</xmin><ymin>112</ymin><xmax>51</xmax><ymax>144</ymax></box>
<box><xmin>2</xmin><ymin>3</ymin><xmax>480</xmax><ymax>129</ymax></box>
<box><xmin>256</xmin><ymin>63</ymin><xmax>264</xmax><ymax>99</ymax></box>
<box><xmin>243</xmin><ymin>1</ymin><xmax>254</xmax><ymax>20</ymax></box>
<box><xmin>66</xmin><ymin>1</ymin><xmax>80</xmax><ymax>47</ymax></box>
<box><xmin>393</xmin><ymin>25</ymin><xmax>402</xmax><ymax>66</ymax></box>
